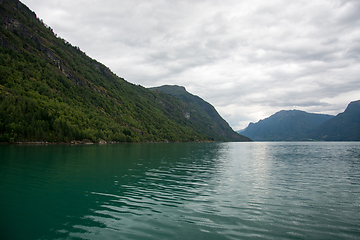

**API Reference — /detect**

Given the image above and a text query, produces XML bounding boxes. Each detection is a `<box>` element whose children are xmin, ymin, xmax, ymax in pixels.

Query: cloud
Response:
<box><xmin>22</xmin><ymin>0</ymin><xmax>360</xmax><ymax>130</ymax></box>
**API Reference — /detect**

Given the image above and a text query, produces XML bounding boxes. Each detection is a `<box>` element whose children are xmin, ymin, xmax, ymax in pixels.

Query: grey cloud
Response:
<box><xmin>335</xmin><ymin>0</ymin><xmax>360</xmax><ymax>26</ymax></box>
<box><xmin>346</xmin><ymin>40</ymin><xmax>360</xmax><ymax>59</ymax></box>
<box><xmin>21</xmin><ymin>0</ymin><xmax>360</xmax><ymax>130</ymax></box>
<box><xmin>321</xmin><ymin>38</ymin><xmax>339</xmax><ymax>46</ymax></box>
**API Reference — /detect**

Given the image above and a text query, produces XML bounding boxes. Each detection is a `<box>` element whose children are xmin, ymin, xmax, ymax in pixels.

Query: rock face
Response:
<box><xmin>312</xmin><ymin>100</ymin><xmax>360</xmax><ymax>141</ymax></box>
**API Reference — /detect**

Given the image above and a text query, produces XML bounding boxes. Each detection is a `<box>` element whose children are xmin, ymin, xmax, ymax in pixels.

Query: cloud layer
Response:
<box><xmin>22</xmin><ymin>0</ymin><xmax>360</xmax><ymax>130</ymax></box>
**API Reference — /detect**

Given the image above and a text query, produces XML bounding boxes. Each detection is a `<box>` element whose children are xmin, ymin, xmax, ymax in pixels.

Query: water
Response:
<box><xmin>0</xmin><ymin>142</ymin><xmax>359</xmax><ymax>240</ymax></box>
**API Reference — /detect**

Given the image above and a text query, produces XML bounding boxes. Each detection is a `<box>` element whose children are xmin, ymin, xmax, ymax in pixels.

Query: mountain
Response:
<box><xmin>312</xmin><ymin>100</ymin><xmax>360</xmax><ymax>141</ymax></box>
<box><xmin>0</xmin><ymin>0</ymin><xmax>250</xmax><ymax>143</ymax></box>
<box><xmin>240</xmin><ymin>110</ymin><xmax>334</xmax><ymax>141</ymax></box>
<box><xmin>149</xmin><ymin>85</ymin><xmax>251</xmax><ymax>142</ymax></box>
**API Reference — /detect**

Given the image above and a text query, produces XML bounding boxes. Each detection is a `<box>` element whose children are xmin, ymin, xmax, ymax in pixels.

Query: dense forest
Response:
<box><xmin>150</xmin><ymin>85</ymin><xmax>250</xmax><ymax>142</ymax></box>
<box><xmin>0</xmin><ymin>0</ymin><xmax>250</xmax><ymax>143</ymax></box>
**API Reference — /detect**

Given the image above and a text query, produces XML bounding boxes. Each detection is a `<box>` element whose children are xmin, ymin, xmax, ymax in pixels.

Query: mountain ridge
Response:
<box><xmin>0</xmin><ymin>0</ymin><xmax>250</xmax><ymax>143</ymax></box>
<box><xmin>240</xmin><ymin>109</ymin><xmax>334</xmax><ymax>141</ymax></box>
<box><xmin>312</xmin><ymin>100</ymin><xmax>360</xmax><ymax>141</ymax></box>
<box><xmin>150</xmin><ymin>85</ymin><xmax>251</xmax><ymax>142</ymax></box>
<box><xmin>240</xmin><ymin>101</ymin><xmax>360</xmax><ymax>141</ymax></box>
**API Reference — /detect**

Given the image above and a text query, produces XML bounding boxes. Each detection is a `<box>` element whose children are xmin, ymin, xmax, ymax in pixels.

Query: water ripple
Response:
<box><xmin>1</xmin><ymin>143</ymin><xmax>360</xmax><ymax>239</ymax></box>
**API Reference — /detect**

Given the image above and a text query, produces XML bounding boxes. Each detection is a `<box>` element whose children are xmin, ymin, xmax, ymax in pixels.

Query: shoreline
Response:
<box><xmin>0</xmin><ymin>140</ymin><xmax>218</xmax><ymax>145</ymax></box>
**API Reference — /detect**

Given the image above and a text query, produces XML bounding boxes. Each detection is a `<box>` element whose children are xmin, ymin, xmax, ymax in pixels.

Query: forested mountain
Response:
<box><xmin>0</xmin><ymin>0</ymin><xmax>250</xmax><ymax>143</ymax></box>
<box><xmin>240</xmin><ymin>110</ymin><xmax>334</xmax><ymax>141</ymax></box>
<box><xmin>240</xmin><ymin>101</ymin><xmax>360</xmax><ymax>141</ymax></box>
<box><xmin>312</xmin><ymin>100</ymin><xmax>360</xmax><ymax>141</ymax></box>
<box><xmin>150</xmin><ymin>85</ymin><xmax>251</xmax><ymax>142</ymax></box>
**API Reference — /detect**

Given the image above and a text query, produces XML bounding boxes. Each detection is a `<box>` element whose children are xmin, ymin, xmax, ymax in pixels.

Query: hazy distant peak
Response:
<box><xmin>240</xmin><ymin>109</ymin><xmax>334</xmax><ymax>141</ymax></box>
<box><xmin>344</xmin><ymin>100</ymin><xmax>360</xmax><ymax>113</ymax></box>
<box><xmin>313</xmin><ymin>99</ymin><xmax>360</xmax><ymax>141</ymax></box>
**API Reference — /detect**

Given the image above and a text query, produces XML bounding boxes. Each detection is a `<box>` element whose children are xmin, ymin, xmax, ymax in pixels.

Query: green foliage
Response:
<box><xmin>0</xmin><ymin>0</ymin><xmax>249</xmax><ymax>143</ymax></box>
<box><xmin>150</xmin><ymin>85</ymin><xmax>251</xmax><ymax>142</ymax></box>
<box><xmin>0</xmin><ymin>0</ymin><xmax>210</xmax><ymax>143</ymax></box>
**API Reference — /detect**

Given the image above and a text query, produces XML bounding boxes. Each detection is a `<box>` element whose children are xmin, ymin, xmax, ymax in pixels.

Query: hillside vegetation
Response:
<box><xmin>150</xmin><ymin>85</ymin><xmax>251</xmax><ymax>142</ymax></box>
<box><xmin>0</xmin><ymin>0</ymin><xmax>250</xmax><ymax>143</ymax></box>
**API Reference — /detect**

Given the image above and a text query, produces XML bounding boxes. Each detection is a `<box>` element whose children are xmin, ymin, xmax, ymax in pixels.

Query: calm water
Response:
<box><xmin>0</xmin><ymin>142</ymin><xmax>360</xmax><ymax>240</ymax></box>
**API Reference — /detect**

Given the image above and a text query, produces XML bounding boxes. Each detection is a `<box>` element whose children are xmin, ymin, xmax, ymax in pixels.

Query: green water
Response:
<box><xmin>1</xmin><ymin>142</ymin><xmax>360</xmax><ymax>239</ymax></box>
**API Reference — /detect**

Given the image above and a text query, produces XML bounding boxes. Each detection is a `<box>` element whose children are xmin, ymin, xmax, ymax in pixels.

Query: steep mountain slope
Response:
<box><xmin>241</xmin><ymin>110</ymin><xmax>334</xmax><ymax>141</ymax></box>
<box><xmin>149</xmin><ymin>85</ymin><xmax>251</xmax><ymax>142</ymax></box>
<box><xmin>0</xmin><ymin>0</ymin><xmax>247</xmax><ymax>143</ymax></box>
<box><xmin>312</xmin><ymin>100</ymin><xmax>360</xmax><ymax>141</ymax></box>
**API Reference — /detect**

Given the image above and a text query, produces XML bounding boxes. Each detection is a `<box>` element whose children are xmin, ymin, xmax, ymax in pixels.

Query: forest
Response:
<box><xmin>0</xmin><ymin>0</ymin><xmax>250</xmax><ymax>143</ymax></box>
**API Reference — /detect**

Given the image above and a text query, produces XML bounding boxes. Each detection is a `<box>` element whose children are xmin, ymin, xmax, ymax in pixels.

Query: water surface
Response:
<box><xmin>1</xmin><ymin>142</ymin><xmax>359</xmax><ymax>239</ymax></box>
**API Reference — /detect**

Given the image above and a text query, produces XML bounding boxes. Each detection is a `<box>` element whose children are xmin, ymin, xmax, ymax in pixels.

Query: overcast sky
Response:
<box><xmin>21</xmin><ymin>0</ymin><xmax>360</xmax><ymax>130</ymax></box>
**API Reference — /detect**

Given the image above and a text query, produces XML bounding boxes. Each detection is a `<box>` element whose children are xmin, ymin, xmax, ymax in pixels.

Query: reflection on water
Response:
<box><xmin>1</xmin><ymin>142</ymin><xmax>360</xmax><ymax>240</ymax></box>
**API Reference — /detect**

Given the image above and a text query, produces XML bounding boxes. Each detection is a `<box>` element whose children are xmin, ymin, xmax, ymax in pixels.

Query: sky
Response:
<box><xmin>21</xmin><ymin>0</ymin><xmax>360</xmax><ymax>130</ymax></box>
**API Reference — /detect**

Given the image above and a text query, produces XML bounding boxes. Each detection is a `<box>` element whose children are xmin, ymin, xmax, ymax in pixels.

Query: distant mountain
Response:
<box><xmin>312</xmin><ymin>100</ymin><xmax>360</xmax><ymax>141</ymax></box>
<box><xmin>149</xmin><ymin>85</ymin><xmax>251</xmax><ymax>142</ymax></box>
<box><xmin>240</xmin><ymin>110</ymin><xmax>334</xmax><ymax>141</ymax></box>
<box><xmin>0</xmin><ymin>0</ymin><xmax>250</xmax><ymax>143</ymax></box>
